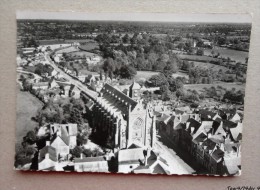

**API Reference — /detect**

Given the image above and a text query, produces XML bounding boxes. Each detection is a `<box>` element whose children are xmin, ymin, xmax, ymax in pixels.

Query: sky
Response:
<box><xmin>16</xmin><ymin>11</ymin><xmax>252</xmax><ymax>23</ymax></box>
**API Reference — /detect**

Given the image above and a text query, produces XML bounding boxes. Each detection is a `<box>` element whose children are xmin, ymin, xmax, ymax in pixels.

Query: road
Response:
<box><xmin>44</xmin><ymin>53</ymin><xmax>98</xmax><ymax>100</ymax></box>
<box><xmin>155</xmin><ymin>139</ymin><xmax>195</xmax><ymax>175</ymax></box>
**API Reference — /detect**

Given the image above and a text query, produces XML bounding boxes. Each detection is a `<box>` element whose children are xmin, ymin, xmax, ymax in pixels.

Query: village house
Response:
<box><xmin>48</xmin><ymin>123</ymin><xmax>78</xmax><ymax>159</ymax></box>
<box><xmin>133</xmin><ymin>150</ymin><xmax>170</xmax><ymax>175</ymax></box>
<box><xmin>38</xmin><ymin>142</ymin><xmax>58</xmax><ymax>171</ymax></box>
<box><xmin>118</xmin><ymin>147</ymin><xmax>145</xmax><ymax>173</ymax></box>
<box><xmin>199</xmin><ymin>109</ymin><xmax>221</xmax><ymax>121</ymax></box>
<box><xmin>69</xmin><ymin>84</ymin><xmax>81</xmax><ymax>99</ymax></box>
<box><xmin>74</xmin><ymin>155</ymin><xmax>109</xmax><ymax>172</ymax></box>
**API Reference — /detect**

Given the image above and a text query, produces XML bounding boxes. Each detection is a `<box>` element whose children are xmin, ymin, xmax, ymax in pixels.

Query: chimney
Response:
<box><xmin>143</xmin><ymin>149</ymin><xmax>148</xmax><ymax>166</ymax></box>
<box><xmin>80</xmin><ymin>153</ymin><xmax>84</xmax><ymax>159</ymax></box>
<box><xmin>45</xmin><ymin>153</ymin><xmax>49</xmax><ymax>159</ymax></box>
<box><xmin>57</xmin><ymin>129</ymin><xmax>61</xmax><ymax>137</ymax></box>
<box><xmin>46</xmin><ymin>141</ymin><xmax>50</xmax><ymax>146</ymax></box>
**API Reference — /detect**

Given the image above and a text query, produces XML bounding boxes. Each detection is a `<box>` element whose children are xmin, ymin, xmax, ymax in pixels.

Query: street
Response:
<box><xmin>44</xmin><ymin>53</ymin><xmax>98</xmax><ymax>100</ymax></box>
<box><xmin>155</xmin><ymin>139</ymin><xmax>195</xmax><ymax>175</ymax></box>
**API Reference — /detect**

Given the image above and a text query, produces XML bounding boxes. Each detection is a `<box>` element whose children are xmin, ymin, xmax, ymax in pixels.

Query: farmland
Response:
<box><xmin>184</xmin><ymin>82</ymin><xmax>245</xmax><ymax>93</ymax></box>
<box><xmin>192</xmin><ymin>61</ymin><xmax>230</xmax><ymax>72</ymax></box>
<box><xmin>134</xmin><ymin>71</ymin><xmax>159</xmax><ymax>81</ymax></box>
<box><xmin>55</xmin><ymin>46</ymin><xmax>78</xmax><ymax>54</ymax></box>
<box><xmin>79</xmin><ymin>42</ymin><xmax>99</xmax><ymax>51</ymax></box>
<box><xmin>177</xmin><ymin>54</ymin><xmax>220</xmax><ymax>63</ymax></box>
<box><xmin>67</xmin><ymin>51</ymin><xmax>95</xmax><ymax>58</ymax></box>
<box><xmin>16</xmin><ymin>85</ymin><xmax>43</xmax><ymax>144</ymax></box>
<box><xmin>39</xmin><ymin>39</ymin><xmax>97</xmax><ymax>45</ymax></box>
<box><xmin>134</xmin><ymin>70</ymin><xmax>189</xmax><ymax>81</ymax></box>
<box><xmin>204</xmin><ymin>47</ymin><xmax>248</xmax><ymax>63</ymax></box>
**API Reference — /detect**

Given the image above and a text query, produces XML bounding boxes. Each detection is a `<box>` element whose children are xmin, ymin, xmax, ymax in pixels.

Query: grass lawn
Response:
<box><xmin>184</xmin><ymin>82</ymin><xmax>245</xmax><ymax>93</ymax></box>
<box><xmin>68</xmin><ymin>51</ymin><xmax>95</xmax><ymax>58</ymax></box>
<box><xmin>16</xmin><ymin>85</ymin><xmax>43</xmax><ymax>144</ymax></box>
<box><xmin>55</xmin><ymin>46</ymin><xmax>78</xmax><ymax>54</ymax></box>
<box><xmin>135</xmin><ymin>71</ymin><xmax>189</xmax><ymax>81</ymax></box>
<box><xmin>135</xmin><ymin>71</ymin><xmax>159</xmax><ymax>81</ymax></box>
<box><xmin>192</xmin><ymin>61</ymin><xmax>230</xmax><ymax>72</ymax></box>
<box><xmin>79</xmin><ymin>42</ymin><xmax>99</xmax><ymax>51</ymax></box>
<box><xmin>178</xmin><ymin>54</ymin><xmax>220</xmax><ymax>62</ymax></box>
<box><xmin>39</xmin><ymin>39</ymin><xmax>96</xmax><ymax>45</ymax></box>
<box><xmin>204</xmin><ymin>47</ymin><xmax>248</xmax><ymax>63</ymax></box>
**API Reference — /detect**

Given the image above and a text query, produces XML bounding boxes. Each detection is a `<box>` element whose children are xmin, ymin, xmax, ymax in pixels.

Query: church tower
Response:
<box><xmin>129</xmin><ymin>81</ymin><xmax>141</xmax><ymax>101</ymax></box>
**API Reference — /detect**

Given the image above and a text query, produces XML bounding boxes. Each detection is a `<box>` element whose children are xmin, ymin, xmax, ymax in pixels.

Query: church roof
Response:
<box><xmin>129</xmin><ymin>82</ymin><xmax>141</xmax><ymax>90</ymax></box>
<box><xmin>100</xmin><ymin>83</ymin><xmax>138</xmax><ymax>115</ymax></box>
<box><xmin>118</xmin><ymin>148</ymin><xmax>145</xmax><ymax>165</ymax></box>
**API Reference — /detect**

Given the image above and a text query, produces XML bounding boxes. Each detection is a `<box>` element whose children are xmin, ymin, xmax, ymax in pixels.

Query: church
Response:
<box><xmin>91</xmin><ymin>82</ymin><xmax>156</xmax><ymax>151</ymax></box>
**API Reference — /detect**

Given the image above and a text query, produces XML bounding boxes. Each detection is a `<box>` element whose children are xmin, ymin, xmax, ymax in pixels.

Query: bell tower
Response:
<box><xmin>129</xmin><ymin>81</ymin><xmax>141</xmax><ymax>101</ymax></box>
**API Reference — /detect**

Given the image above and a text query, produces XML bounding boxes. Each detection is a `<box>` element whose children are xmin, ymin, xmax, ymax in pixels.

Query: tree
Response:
<box><xmin>122</xmin><ymin>34</ymin><xmax>130</xmax><ymax>43</ymax></box>
<box><xmin>162</xmin><ymin>90</ymin><xmax>173</xmax><ymax>101</ymax></box>
<box><xmin>175</xmin><ymin>77</ymin><xmax>184</xmax><ymax>89</ymax></box>
<box><xmin>23</xmin><ymin>130</ymin><xmax>37</xmax><ymax>145</ymax></box>
<box><xmin>136</xmin><ymin>57</ymin><xmax>146</xmax><ymax>70</ymax></box>
<box><xmin>119</xmin><ymin>65</ymin><xmax>137</xmax><ymax>79</ymax></box>
<box><xmin>163</xmin><ymin>60</ymin><xmax>178</xmax><ymax>77</ymax></box>
<box><xmin>103</xmin><ymin>58</ymin><xmax>115</xmax><ymax>79</ymax></box>
<box><xmin>148</xmin><ymin>73</ymin><xmax>168</xmax><ymax>87</ymax></box>
<box><xmin>196</xmin><ymin>49</ymin><xmax>204</xmax><ymax>56</ymax></box>
<box><xmin>70</xmin><ymin>146</ymin><xmax>83</xmax><ymax>158</ymax></box>
<box><xmin>182</xmin><ymin>60</ymin><xmax>191</xmax><ymax>71</ymax></box>
<box><xmin>176</xmin><ymin>88</ymin><xmax>185</xmax><ymax>98</ymax></box>
<box><xmin>14</xmin><ymin>144</ymin><xmax>37</xmax><ymax>168</ymax></box>
<box><xmin>77</xmin><ymin>123</ymin><xmax>92</xmax><ymax>145</ymax></box>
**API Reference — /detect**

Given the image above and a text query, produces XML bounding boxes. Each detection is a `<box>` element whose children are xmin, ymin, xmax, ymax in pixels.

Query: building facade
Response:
<box><xmin>92</xmin><ymin>83</ymin><xmax>156</xmax><ymax>150</ymax></box>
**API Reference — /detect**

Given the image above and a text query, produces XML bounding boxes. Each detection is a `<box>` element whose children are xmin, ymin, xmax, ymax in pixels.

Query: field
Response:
<box><xmin>79</xmin><ymin>42</ymin><xmax>99</xmax><ymax>51</ymax></box>
<box><xmin>184</xmin><ymin>82</ymin><xmax>245</xmax><ymax>93</ymax></box>
<box><xmin>192</xmin><ymin>61</ymin><xmax>230</xmax><ymax>72</ymax></box>
<box><xmin>39</xmin><ymin>39</ymin><xmax>96</xmax><ymax>45</ymax></box>
<box><xmin>204</xmin><ymin>46</ymin><xmax>248</xmax><ymax>63</ymax></box>
<box><xmin>16</xmin><ymin>85</ymin><xmax>43</xmax><ymax>144</ymax></box>
<box><xmin>55</xmin><ymin>46</ymin><xmax>78</xmax><ymax>54</ymax></box>
<box><xmin>134</xmin><ymin>71</ymin><xmax>189</xmax><ymax>81</ymax></box>
<box><xmin>67</xmin><ymin>51</ymin><xmax>95</xmax><ymax>58</ymax></box>
<box><xmin>135</xmin><ymin>71</ymin><xmax>159</xmax><ymax>81</ymax></box>
<box><xmin>178</xmin><ymin>54</ymin><xmax>220</xmax><ymax>63</ymax></box>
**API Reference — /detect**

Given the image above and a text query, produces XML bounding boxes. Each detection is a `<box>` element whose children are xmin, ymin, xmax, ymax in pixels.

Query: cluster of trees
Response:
<box><xmin>223</xmin><ymin>89</ymin><xmax>245</xmax><ymax>104</ymax></box>
<box><xmin>21</xmin><ymin>37</ymin><xmax>39</xmax><ymax>48</ymax></box>
<box><xmin>33</xmin><ymin>63</ymin><xmax>52</xmax><ymax>76</ymax></box>
<box><xmin>98</xmin><ymin>33</ymin><xmax>185</xmax><ymax>80</ymax></box>
<box><xmin>102</xmin><ymin>57</ymin><xmax>137</xmax><ymax>79</ymax></box>
<box><xmin>35</xmin><ymin>98</ymin><xmax>92</xmax><ymax>146</ymax></box>
<box><xmin>215</xmin><ymin>36</ymin><xmax>250</xmax><ymax>51</ymax></box>
<box><xmin>188</xmin><ymin>67</ymin><xmax>214</xmax><ymax>84</ymax></box>
<box><xmin>70</xmin><ymin>146</ymin><xmax>104</xmax><ymax>158</ymax></box>
<box><xmin>146</xmin><ymin>73</ymin><xmax>185</xmax><ymax>101</ymax></box>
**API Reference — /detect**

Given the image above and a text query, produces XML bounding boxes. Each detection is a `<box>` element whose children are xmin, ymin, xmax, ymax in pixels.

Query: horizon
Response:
<box><xmin>16</xmin><ymin>11</ymin><xmax>252</xmax><ymax>24</ymax></box>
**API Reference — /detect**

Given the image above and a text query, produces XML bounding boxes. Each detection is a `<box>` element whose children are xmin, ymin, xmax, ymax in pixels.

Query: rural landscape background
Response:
<box><xmin>15</xmin><ymin>17</ymin><xmax>251</xmax><ymax>175</ymax></box>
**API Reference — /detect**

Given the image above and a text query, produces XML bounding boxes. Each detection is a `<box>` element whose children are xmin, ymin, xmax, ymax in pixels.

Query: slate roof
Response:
<box><xmin>199</xmin><ymin>109</ymin><xmax>218</xmax><ymax>120</ymax></box>
<box><xmin>129</xmin><ymin>82</ymin><xmax>141</xmax><ymax>90</ymax></box>
<box><xmin>224</xmin><ymin>157</ymin><xmax>241</xmax><ymax>175</ymax></box>
<box><xmin>100</xmin><ymin>83</ymin><xmax>138</xmax><ymax>115</ymax></box>
<box><xmin>211</xmin><ymin>148</ymin><xmax>224</xmax><ymax>163</ymax></box>
<box><xmin>74</xmin><ymin>156</ymin><xmax>106</xmax><ymax>163</ymax></box>
<box><xmin>186</xmin><ymin>118</ymin><xmax>201</xmax><ymax>134</ymax></box>
<box><xmin>118</xmin><ymin>148</ymin><xmax>145</xmax><ymax>165</ymax></box>
<box><xmin>193</xmin><ymin>132</ymin><xmax>207</xmax><ymax>144</ymax></box>
<box><xmin>230</xmin><ymin>123</ymin><xmax>242</xmax><ymax>141</ymax></box>
<box><xmin>39</xmin><ymin>145</ymin><xmax>57</xmax><ymax>162</ymax></box>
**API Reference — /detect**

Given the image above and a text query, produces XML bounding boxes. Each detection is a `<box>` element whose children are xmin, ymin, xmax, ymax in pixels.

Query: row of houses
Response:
<box><xmin>156</xmin><ymin>107</ymin><xmax>242</xmax><ymax>175</ymax></box>
<box><xmin>25</xmin><ymin>77</ymin><xmax>81</xmax><ymax>102</ymax></box>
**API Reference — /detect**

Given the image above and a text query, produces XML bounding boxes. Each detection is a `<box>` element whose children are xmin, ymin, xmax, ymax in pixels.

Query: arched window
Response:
<box><xmin>132</xmin><ymin>117</ymin><xmax>143</xmax><ymax>141</ymax></box>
